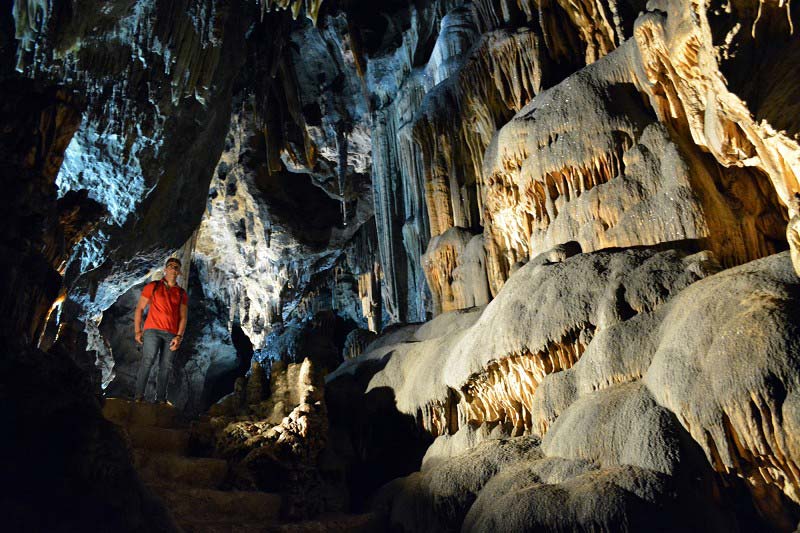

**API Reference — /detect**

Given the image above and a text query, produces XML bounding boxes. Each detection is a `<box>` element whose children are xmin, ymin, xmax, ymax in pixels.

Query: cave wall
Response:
<box><xmin>322</xmin><ymin>0</ymin><xmax>800</xmax><ymax>529</ymax></box>
<box><xmin>33</xmin><ymin>0</ymin><xmax>796</xmax><ymax>396</ymax></box>
<box><xmin>13</xmin><ymin>0</ymin><xmax>250</xmax><ymax>330</ymax></box>
<box><xmin>334</xmin><ymin>248</ymin><xmax>800</xmax><ymax>531</ymax></box>
<box><xmin>0</xmin><ymin>18</ymin><xmax>175</xmax><ymax>529</ymax></box>
<box><xmin>314</xmin><ymin>0</ymin><xmax>798</xmax><ymax>322</ymax></box>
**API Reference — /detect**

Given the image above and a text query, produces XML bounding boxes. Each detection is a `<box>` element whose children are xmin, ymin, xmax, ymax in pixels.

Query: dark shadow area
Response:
<box><xmin>101</xmin><ymin>281</ymin><xmax>148</xmax><ymax>400</ymax></box>
<box><xmin>342</xmin><ymin>0</ymin><xmax>412</xmax><ymax>58</ymax></box>
<box><xmin>711</xmin><ymin>0</ymin><xmax>800</xmax><ymax>139</ymax></box>
<box><xmin>243</xmin><ymin>130</ymin><xmax>344</xmax><ymax>250</ymax></box>
<box><xmin>325</xmin><ymin>357</ymin><xmax>434</xmax><ymax>512</ymax></box>
<box><xmin>0</xmin><ymin>344</ymin><xmax>177</xmax><ymax>532</ymax></box>
<box><xmin>203</xmin><ymin>322</ymin><xmax>254</xmax><ymax>410</ymax></box>
<box><xmin>667</xmin><ymin>408</ymin><xmax>800</xmax><ymax>532</ymax></box>
<box><xmin>298</xmin><ymin>310</ymin><xmax>360</xmax><ymax>373</ymax></box>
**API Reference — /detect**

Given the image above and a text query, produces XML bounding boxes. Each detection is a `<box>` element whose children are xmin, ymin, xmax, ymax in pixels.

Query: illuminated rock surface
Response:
<box><xmin>335</xmin><ymin>249</ymin><xmax>800</xmax><ymax>530</ymax></box>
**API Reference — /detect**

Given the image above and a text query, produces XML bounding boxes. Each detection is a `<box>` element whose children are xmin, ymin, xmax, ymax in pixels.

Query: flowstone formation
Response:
<box><xmin>334</xmin><ymin>248</ymin><xmax>800</xmax><ymax>530</ymax></box>
<box><xmin>481</xmin><ymin>38</ymin><xmax>787</xmax><ymax>294</ymax></box>
<box><xmin>321</xmin><ymin>1</ymin><xmax>800</xmax><ymax>528</ymax></box>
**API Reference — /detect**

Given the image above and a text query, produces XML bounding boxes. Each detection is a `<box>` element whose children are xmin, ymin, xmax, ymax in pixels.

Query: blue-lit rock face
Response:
<box><xmin>13</xmin><ymin>0</ymin><xmax>249</xmax><ymax>324</ymax></box>
<box><xmin>194</xmin><ymin>111</ymin><xmax>377</xmax><ymax>356</ymax></box>
<box><xmin>56</xmin><ymin>123</ymin><xmax>151</xmax><ymax>227</ymax></box>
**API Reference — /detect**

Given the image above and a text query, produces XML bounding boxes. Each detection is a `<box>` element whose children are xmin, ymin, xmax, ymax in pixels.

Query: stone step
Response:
<box><xmin>127</xmin><ymin>425</ymin><xmax>190</xmax><ymax>455</ymax></box>
<box><xmin>103</xmin><ymin>397</ymin><xmax>180</xmax><ymax>429</ymax></box>
<box><xmin>135</xmin><ymin>451</ymin><xmax>228</xmax><ymax>489</ymax></box>
<box><xmin>150</xmin><ymin>483</ymin><xmax>281</xmax><ymax>525</ymax></box>
<box><xmin>176</xmin><ymin>512</ymin><xmax>382</xmax><ymax>533</ymax></box>
<box><xmin>266</xmin><ymin>513</ymin><xmax>383</xmax><ymax>532</ymax></box>
<box><xmin>180</xmin><ymin>521</ymin><xmax>273</xmax><ymax>533</ymax></box>
<box><xmin>102</xmin><ymin>397</ymin><xmax>135</xmax><ymax>426</ymax></box>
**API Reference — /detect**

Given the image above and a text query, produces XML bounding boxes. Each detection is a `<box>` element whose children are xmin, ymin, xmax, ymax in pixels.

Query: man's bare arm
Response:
<box><xmin>134</xmin><ymin>295</ymin><xmax>149</xmax><ymax>344</ymax></box>
<box><xmin>170</xmin><ymin>303</ymin><xmax>188</xmax><ymax>351</ymax></box>
<box><xmin>178</xmin><ymin>303</ymin><xmax>187</xmax><ymax>336</ymax></box>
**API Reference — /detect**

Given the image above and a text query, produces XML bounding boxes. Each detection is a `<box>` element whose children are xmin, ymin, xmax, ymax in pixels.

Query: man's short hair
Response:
<box><xmin>165</xmin><ymin>257</ymin><xmax>182</xmax><ymax>268</ymax></box>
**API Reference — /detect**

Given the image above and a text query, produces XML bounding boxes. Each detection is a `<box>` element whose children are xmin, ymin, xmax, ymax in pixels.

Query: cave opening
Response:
<box><xmin>202</xmin><ymin>322</ymin><xmax>254</xmax><ymax>410</ymax></box>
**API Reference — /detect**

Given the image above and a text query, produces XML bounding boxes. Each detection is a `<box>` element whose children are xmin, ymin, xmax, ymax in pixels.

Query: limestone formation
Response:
<box><xmin>632</xmin><ymin>0</ymin><xmax>800</xmax><ymax>221</ymax></box>
<box><xmin>357</xmin><ymin>263</ymin><xmax>382</xmax><ymax>333</ymax></box>
<box><xmin>414</xmin><ymin>26</ymin><xmax>553</xmax><ymax>239</ymax></box>
<box><xmin>257</xmin><ymin>0</ymin><xmax>324</xmax><ymax>25</ymax></box>
<box><xmin>334</xmin><ymin>248</ymin><xmax>800</xmax><ymax>529</ymax></box>
<box><xmin>482</xmin><ymin>39</ymin><xmax>787</xmax><ymax>295</ymax></box>
<box><xmin>423</xmin><ymin>227</ymin><xmax>490</xmax><ymax>314</ymax></box>
<box><xmin>5</xmin><ymin>0</ymin><xmax>800</xmax><ymax>530</ymax></box>
<box><xmin>195</xmin><ymin>109</ymin><xmax>377</xmax><ymax>356</ymax></box>
<box><xmin>13</xmin><ymin>0</ymin><xmax>251</xmax><ymax>327</ymax></box>
<box><xmin>206</xmin><ymin>358</ymin><xmax>331</xmax><ymax>519</ymax></box>
<box><xmin>789</xmin><ymin>194</ymin><xmax>800</xmax><ymax>277</ymax></box>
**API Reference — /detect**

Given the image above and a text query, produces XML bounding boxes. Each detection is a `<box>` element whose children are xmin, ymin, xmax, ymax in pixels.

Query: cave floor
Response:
<box><xmin>103</xmin><ymin>399</ymin><xmax>379</xmax><ymax>532</ymax></box>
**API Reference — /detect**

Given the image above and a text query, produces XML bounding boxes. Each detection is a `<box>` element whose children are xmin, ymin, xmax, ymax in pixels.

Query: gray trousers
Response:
<box><xmin>135</xmin><ymin>329</ymin><xmax>176</xmax><ymax>401</ymax></box>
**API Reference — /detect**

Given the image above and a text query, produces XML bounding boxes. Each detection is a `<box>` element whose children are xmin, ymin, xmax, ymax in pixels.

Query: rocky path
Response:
<box><xmin>103</xmin><ymin>399</ymin><xmax>281</xmax><ymax>532</ymax></box>
<box><xmin>102</xmin><ymin>399</ymin><xmax>377</xmax><ymax>533</ymax></box>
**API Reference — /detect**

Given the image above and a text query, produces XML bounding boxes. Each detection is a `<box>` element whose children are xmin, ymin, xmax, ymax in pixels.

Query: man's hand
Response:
<box><xmin>170</xmin><ymin>335</ymin><xmax>182</xmax><ymax>352</ymax></box>
<box><xmin>134</xmin><ymin>294</ymin><xmax>149</xmax><ymax>346</ymax></box>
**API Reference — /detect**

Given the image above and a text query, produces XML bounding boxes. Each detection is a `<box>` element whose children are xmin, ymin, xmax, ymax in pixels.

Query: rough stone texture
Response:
<box><xmin>632</xmin><ymin>0</ymin><xmax>800</xmax><ymax>225</ymax></box>
<box><xmin>13</xmin><ymin>0</ymin><xmax>250</xmax><ymax>345</ymax></box>
<box><xmin>376</xmin><ymin>434</ymin><xmax>717</xmax><ymax>533</ymax></box>
<box><xmin>482</xmin><ymin>39</ymin><xmax>787</xmax><ymax>295</ymax></box>
<box><xmin>642</xmin><ymin>253</ymin><xmax>800</xmax><ymax>527</ymax></box>
<box><xmin>205</xmin><ymin>358</ymin><xmax>334</xmax><ymax>520</ymax></box>
<box><xmin>336</xmin><ymin>246</ymin><xmax>714</xmax><ymax>435</ymax></box>
<box><xmin>462</xmin><ymin>461</ymin><xmax>684</xmax><ymax>532</ymax></box>
<box><xmin>414</xmin><ymin>25</ymin><xmax>551</xmax><ymax>240</ymax></box>
<box><xmin>337</xmin><ymin>248</ymin><xmax>800</xmax><ymax>530</ymax></box>
<box><xmin>790</xmin><ymin>194</ymin><xmax>800</xmax><ymax>276</ymax></box>
<box><xmin>101</xmin><ymin>397</ymin><xmax>287</xmax><ymax>531</ymax></box>
<box><xmin>422</xmin><ymin>227</ymin><xmax>490</xmax><ymax>314</ymax></box>
<box><xmin>195</xmin><ymin>112</ymin><xmax>375</xmax><ymax>350</ymax></box>
<box><xmin>5</xmin><ymin>0</ymin><xmax>800</xmax><ymax>530</ymax></box>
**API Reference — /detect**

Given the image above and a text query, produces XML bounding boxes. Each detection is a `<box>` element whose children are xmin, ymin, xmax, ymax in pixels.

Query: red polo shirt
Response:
<box><xmin>142</xmin><ymin>280</ymin><xmax>188</xmax><ymax>335</ymax></box>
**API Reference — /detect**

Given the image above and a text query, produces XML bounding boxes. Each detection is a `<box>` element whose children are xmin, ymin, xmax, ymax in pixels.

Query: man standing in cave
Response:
<box><xmin>133</xmin><ymin>257</ymin><xmax>188</xmax><ymax>403</ymax></box>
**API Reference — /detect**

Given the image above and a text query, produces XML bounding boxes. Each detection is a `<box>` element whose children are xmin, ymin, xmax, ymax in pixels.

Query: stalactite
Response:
<box><xmin>337</xmin><ymin>126</ymin><xmax>349</xmax><ymax>225</ymax></box>
<box><xmin>258</xmin><ymin>0</ymin><xmax>324</xmax><ymax>25</ymax></box>
<box><xmin>357</xmin><ymin>263</ymin><xmax>382</xmax><ymax>333</ymax></box>
<box><xmin>412</xmin><ymin>26</ymin><xmax>552</xmax><ymax>243</ymax></box>
<box><xmin>413</xmin><ymin>326</ymin><xmax>594</xmax><ymax>437</ymax></box>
